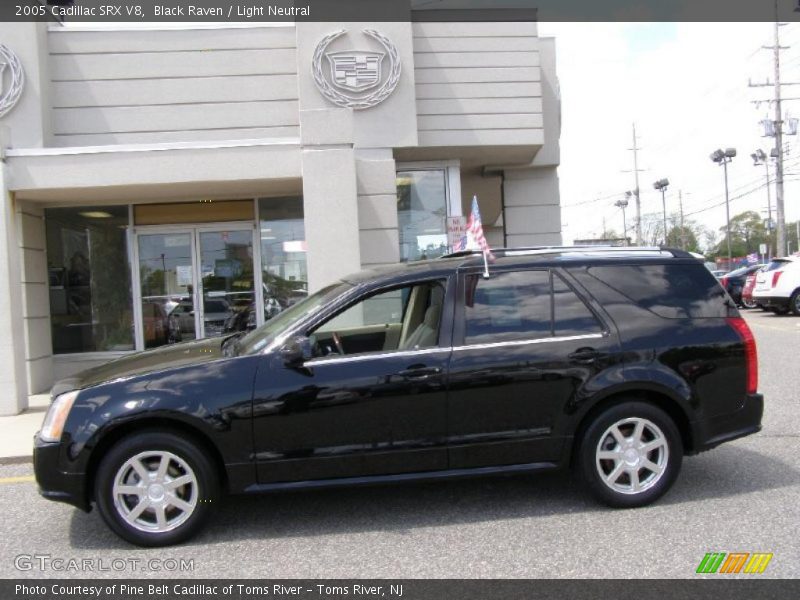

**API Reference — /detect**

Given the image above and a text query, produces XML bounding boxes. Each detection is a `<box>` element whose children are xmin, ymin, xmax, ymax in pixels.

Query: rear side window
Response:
<box><xmin>465</xmin><ymin>270</ymin><xmax>551</xmax><ymax>344</ymax></box>
<box><xmin>553</xmin><ymin>274</ymin><xmax>603</xmax><ymax>336</ymax></box>
<box><xmin>587</xmin><ymin>263</ymin><xmax>727</xmax><ymax>318</ymax></box>
<box><xmin>463</xmin><ymin>270</ymin><xmax>602</xmax><ymax>344</ymax></box>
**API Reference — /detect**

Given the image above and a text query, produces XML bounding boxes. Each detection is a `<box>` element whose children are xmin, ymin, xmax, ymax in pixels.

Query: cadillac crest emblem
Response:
<box><xmin>312</xmin><ymin>29</ymin><xmax>401</xmax><ymax>110</ymax></box>
<box><xmin>0</xmin><ymin>44</ymin><xmax>24</xmax><ymax>119</ymax></box>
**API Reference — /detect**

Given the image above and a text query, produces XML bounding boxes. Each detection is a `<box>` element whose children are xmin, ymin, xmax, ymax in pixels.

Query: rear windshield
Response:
<box><xmin>587</xmin><ymin>263</ymin><xmax>728</xmax><ymax>318</ymax></box>
<box><xmin>726</xmin><ymin>266</ymin><xmax>750</xmax><ymax>277</ymax></box>
<box><xmin>764</xmin><ymin>259</ymin><xmax>791</xmax><ymax>272</ymax></box>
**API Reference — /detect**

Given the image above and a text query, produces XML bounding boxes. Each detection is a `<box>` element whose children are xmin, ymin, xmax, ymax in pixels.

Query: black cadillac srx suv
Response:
<box><xmin>34</xmin><ymin>246</ymin><xmax>763</xmax><ymax>546</ymax></box>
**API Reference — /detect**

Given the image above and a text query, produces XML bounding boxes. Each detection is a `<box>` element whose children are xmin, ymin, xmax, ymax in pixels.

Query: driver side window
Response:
<box><xmin>311</xmin><ymin>281</ymin><xmax>445</xmax><ymax>357</ymax></box>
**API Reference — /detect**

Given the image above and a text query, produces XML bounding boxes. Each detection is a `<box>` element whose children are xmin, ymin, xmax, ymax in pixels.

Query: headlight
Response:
<box><xmin>39</xmin><ymin>390</ymin><xmax>79</xmax><ymax>443</ymax></box>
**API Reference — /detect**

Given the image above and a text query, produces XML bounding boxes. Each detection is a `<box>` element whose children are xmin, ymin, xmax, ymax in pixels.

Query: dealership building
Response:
<box><xmin>0</xmin><ymin>18</ymin><xmax>561</xmax><ymax>414</ymax></box>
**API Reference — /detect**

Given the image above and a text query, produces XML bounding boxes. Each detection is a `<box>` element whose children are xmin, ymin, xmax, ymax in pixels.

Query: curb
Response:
<box><xmin>0</xmin><ymin>456</ymin><xmax>33</xmax><ymax>465</ymax></box>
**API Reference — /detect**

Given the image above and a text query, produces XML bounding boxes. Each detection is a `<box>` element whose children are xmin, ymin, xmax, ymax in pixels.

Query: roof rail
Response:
<box><xmin>440</xmin><ymin>246</ymin><xmax>695</xmax><ymax>259</ymax></box>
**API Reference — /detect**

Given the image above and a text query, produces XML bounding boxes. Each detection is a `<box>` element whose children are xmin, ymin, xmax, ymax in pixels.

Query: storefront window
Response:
<box><xmin>396</xmin><ymin>169</ymin><xmax>449</xmax><ymax>262</ymax></box>
<box><xmin>45</xmin><ymin>206</ymin><xmax>133</xmax><ymax>353</ymax></box>
<box><xmin>258</xmin><ymin>197</ymin><xmax>308</xmax><ymax>323</ymax></box>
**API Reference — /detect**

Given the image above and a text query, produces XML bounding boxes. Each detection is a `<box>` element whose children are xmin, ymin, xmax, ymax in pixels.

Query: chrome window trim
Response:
<box><xmin>302</xmin><ymin>332</ymin><xmax>605</xmax><ymax>366</ymax></box>
<box><xmin>452</xmin><ymin>332</ymin><xmax>604</xmax><ymax>352</ymax></box>
<box><xmin>305</xmin><ymin>347</ymin><xmax>451</xmax><ymax>367</ymax></box>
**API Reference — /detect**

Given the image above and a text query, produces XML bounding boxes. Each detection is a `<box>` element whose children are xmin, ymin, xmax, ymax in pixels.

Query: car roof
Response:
<box><xmin>341</xmin><ymin>246</ymin><xmax>700</xmax><ymax>288</ymax></box>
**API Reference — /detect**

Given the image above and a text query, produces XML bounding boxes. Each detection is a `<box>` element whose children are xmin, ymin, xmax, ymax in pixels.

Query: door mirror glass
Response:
<box><xmin>279</xmin><ymin>335</ymin><xmax>314</xmax><ymax>366</ymax></box>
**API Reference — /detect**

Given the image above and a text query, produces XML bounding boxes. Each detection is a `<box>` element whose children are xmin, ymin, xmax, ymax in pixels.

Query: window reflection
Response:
<box><xmin>397</xmin><ymin>170</ymin><xmax>449</xmax><ymax>262</ymax></box>
<box><xmin>46</xmin><ymin>206</ymin><xmax>133</xmax><ymax>353</ymax></box>
<box><xmin>246</xmin><ymin>197</ymin><xmax>308</xmax><ymax>333</ymax></box>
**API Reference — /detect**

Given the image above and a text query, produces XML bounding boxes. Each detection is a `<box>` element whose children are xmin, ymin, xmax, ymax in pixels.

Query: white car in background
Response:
<box><xmin>752</xmin><ymin>256</ymin><xmax>800</xmax><ymax>315</ymax></box>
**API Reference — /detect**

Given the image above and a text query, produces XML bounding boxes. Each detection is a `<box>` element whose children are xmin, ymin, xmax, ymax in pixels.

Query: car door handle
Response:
<box><xmin>568</xmin><ymin>347</ymin><xmax>603</xmax><ymax>364</ymax></box>
<box><xmin>397</xmin><ymin>366</ymin><xmax>442</xmax><ymax>379</ymax></box>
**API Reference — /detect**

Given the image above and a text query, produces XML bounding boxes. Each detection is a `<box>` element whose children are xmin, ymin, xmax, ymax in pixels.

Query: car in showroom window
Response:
<box><xmin>34</xmin><ymin>247</ymin><xmax>762</xmax><ymax>546</ymax></box>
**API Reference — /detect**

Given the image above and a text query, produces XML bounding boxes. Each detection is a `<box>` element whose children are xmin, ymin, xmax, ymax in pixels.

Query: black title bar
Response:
<box><xmin>4</xmin><ymin>0</ymin><xmax>800</xmax><ymax>23</ymax></box>
<box><xmin>4</xmin><ymin>579</ymin><xmax>800</xmax><ymax>600</ymax></box>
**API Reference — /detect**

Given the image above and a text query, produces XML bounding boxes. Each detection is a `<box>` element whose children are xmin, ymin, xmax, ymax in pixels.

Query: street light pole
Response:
<box><xmin>711</xmin><ymin>148</ymin><xmax>736</xmax><ymax>268</ymax></box>
<box><xmin>615</xmin><ymin>196</ymin><xmax>629</xmax><ymax>246</ymax></box>
<box><xmin>723</xmin><ymin>159</ymin><xmax>732</xmax><ymax>266</ymax></box>
<box><xmin>653</xmin><ymin>178</ymin><xmax>669</xmax><ymax>246</ymax></box>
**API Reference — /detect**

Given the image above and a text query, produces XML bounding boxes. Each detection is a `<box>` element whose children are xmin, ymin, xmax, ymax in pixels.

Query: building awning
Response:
<box><xmin>5</xmin><ymin>138</ymin><xmax>302</xmax><ymax>203</ymax></box>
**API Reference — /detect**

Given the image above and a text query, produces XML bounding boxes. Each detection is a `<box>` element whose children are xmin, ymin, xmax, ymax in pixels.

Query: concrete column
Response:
<box><xmin>0</xmin><ymin>163</ymin><xmax>29</xmax><ymax>415</ymax></box>
<box><xmin>300</xmin><ymin>108</ymin><xmax>361</xmax><ymax>292</ymax></box>
<box><xmin>503</xmin><ymin>167</ymin><xmax>563</xmax><ymax>247</ymax></box>
<box><xmin>356</xmin><ymin>149</ymin><xmax>400</xmax><ymax>269</ymax></box>
<box><xmin>16</xmin><ymin>199</ymin><xmax>52</xmax><ymax>394</ymax></box>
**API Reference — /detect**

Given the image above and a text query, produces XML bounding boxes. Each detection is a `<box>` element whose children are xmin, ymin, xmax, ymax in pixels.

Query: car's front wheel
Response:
<box><xmin>578</xmin><ymin>401</ymin><xmax>682</xmax><ymax>508</ymax></box>
<box><xmin>94</xmin><ymin>430</ymin><xmax>219</xmax><ymax>547</ymax></box>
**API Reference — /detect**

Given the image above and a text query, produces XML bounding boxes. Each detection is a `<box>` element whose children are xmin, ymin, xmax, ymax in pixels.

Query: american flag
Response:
<box><xmin>455</xmin><ymin>196</ymin><xmax>494</xmax><ymax>259</ymax></box>
<box><xmin>746</xmin><ymin>252</ymin><xmax>759</xmax><ymax>265</ymax></box>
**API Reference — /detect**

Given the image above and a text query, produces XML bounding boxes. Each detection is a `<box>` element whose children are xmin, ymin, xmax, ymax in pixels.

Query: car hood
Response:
<box><xmin>50</xmin><ymin>337</ymin><xmax>230</xmax><ymax>398</ymax></box>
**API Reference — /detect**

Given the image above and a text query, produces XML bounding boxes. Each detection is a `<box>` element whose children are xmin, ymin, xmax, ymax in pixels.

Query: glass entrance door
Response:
<box><xmin>135</xmin><ymin>226</ymin><xmax>256</xmax><ymax>350</ymax></box>
<box><xmin>197</xmin><ymin>229</ymin><xmax>256</xmax><ymax>339</ymax></box>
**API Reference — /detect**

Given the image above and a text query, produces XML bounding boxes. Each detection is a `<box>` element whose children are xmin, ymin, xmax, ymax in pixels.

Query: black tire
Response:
<box><xmin>790</xmin><ymin>290</ymin><xmax>800</xmax><ymax>316</ymax></box>
<box><xmin>578</xmin><ymin>401</ymin><xmax>682</xmax><ymax>508</ymax></box>
<box><xmin>94</xmin><ymin>430</ymin><xmax>219</xmax><ymax>547</ymax></box>
<box><xmin>741</xmin><ymin>296</ymin><xmax>757</xmax><ymax>309</ymax></box>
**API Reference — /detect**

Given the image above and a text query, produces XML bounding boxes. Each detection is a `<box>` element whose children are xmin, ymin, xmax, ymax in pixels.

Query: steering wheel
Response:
<box><xmin>330</xmin><ymin>331</ymin><xmax>345</xmax><ymax>355</ymax></box>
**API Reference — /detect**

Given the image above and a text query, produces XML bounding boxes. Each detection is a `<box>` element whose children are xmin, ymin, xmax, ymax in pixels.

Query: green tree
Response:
<box><xmin>713</xmin><ymin>210</ymin><xmax>771</xmax><ymax>259</ymax></box>
<box><xmin>666</xmin><ymin>224</ymin><xmax>700</xmax><ymax>253</ymax></box>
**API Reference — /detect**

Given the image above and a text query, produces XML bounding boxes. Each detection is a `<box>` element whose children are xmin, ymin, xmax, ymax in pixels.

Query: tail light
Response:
<box><xmin>720</xmin><ymin>276</ymin><xmax>729</xmax><ymax>289</ymax></box>
<box><xmin>727</xmin><ymin>317</ymin><xmax>758</xmax><ymax>394</ymax></box>
<box><xmin>772</xmin><ymin>271</ymin><xmax>783</xmax><ymax>288</ymax></box>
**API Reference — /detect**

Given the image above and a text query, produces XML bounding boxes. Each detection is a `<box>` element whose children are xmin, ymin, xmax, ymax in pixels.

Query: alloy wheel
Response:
<box><xmin>112</xmin><ymin>451</ymin><xmax>198</xmax><ymax>533</ymax></box>
<box><xmin>595</xmin><ymin>417</ymin><xmax>669</xmax><ymax>495</ymax></box>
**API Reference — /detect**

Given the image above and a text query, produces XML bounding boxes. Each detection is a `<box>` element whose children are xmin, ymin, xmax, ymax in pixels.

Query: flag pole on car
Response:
<box><xmin>454</xmin><ymin>196</ymin><xmax>495</xmax><ymax>278</ymax></box>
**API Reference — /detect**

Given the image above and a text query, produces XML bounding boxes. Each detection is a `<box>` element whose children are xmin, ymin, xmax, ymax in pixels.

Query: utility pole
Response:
<box><xmin>773</xmin><ymin>7</ymin><xmax>787</xmax><ymax>257</ymax></box>
<box><xmin>750</xmin><ymin>2</ymin><xmax>798</xmax><ymax>256</ymax></box>
<box><xmin>627</xmin><ymin>123</ymin><xmax>644</xmax><ymax>246</ymax></box>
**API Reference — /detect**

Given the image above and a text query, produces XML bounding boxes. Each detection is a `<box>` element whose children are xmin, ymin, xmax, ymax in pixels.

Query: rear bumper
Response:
<box><xmin>752</xmin><ymin>295</ymin><xmax>789</xmax><ymax>309</ymax></box>
<box><xmin>692</xmin><ymin>393</ymin><xmax>764</xmax><ymax>453</ymax></box>
<box><xmin>33</xmin><ymin>434</ymin><xmax>90</xmax><ymax>512</ymax></box>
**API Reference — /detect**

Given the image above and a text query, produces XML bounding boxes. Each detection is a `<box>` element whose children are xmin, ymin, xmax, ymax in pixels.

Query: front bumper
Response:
<box><xmin>33</xmin><ymin>434</ymin><xmax>90</xmax><ymax>512</ymax></box>
<box><xmin>693</xmin><ymin>393</ymin><xmax>764</xmax><ymax>453</ymax></box>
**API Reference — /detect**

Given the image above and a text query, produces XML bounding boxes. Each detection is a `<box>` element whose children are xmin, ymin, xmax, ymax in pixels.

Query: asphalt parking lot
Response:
<box><xmin>0</xmin><ymin>309</ymin><xmax>798</xmax><ymax>579</ymax></box>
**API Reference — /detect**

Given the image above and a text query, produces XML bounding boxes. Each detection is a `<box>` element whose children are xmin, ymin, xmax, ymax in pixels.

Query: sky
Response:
<box><xmin>538</xmin><ymin>22</ymin><xmax>800</xmax><ymax>250</ymax></box>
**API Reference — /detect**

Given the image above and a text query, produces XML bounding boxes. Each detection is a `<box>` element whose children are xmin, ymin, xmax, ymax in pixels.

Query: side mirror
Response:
<box><xmin>279</xmin><ymin>335</ymin><xmax>313</xmax><ymax>367</ymax></box>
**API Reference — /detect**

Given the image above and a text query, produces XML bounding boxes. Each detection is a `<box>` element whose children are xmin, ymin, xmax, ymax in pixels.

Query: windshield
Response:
<box><xmin>236</xmin><ymin>281</ymin><xmax>352</xmax><ymax>355</ymax></box>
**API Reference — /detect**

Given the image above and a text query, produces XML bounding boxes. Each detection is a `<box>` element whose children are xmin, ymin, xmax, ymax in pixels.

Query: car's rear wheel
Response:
<box><xmin>578</xmin><ymin>401</ymin><xmax>682</xmax><ymax>508</ymax></box>
<box><xmin>790</xmin><ymin>290</ymin><xmax>800</xmax><ymax>316</ymax></box>
<box><xmin>742</xmin><ymin>296</ymin><xmax>757</xmax><ymax>309</ymax></box>
<box><xmin>94</xmin><ymin>431</ymin><xmax>219</xmax><ymax>547</ymax></box>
